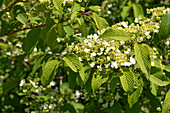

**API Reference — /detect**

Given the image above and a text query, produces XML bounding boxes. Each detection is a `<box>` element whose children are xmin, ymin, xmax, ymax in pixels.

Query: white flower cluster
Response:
<box><xmin>66</xmin><ymin>34</ymin><xmax>136</xmax><ymax>69</ymax></box>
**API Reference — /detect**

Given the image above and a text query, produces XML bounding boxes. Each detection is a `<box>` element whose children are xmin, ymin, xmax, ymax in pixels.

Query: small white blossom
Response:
<box><xmin>90</xmin><ymin>53</ymin><xmax>96</xmax><ymax>57</ymax></box>
<box><xmin>90</xmin><ymin>62</ymin><xmax>95</xmax><ymax>67</ymax></box>
<box><xmin>130</xmin><ymin>57</ymin><xmax>136</xmax><ymax>64</ymax></box>
<box><xmin>20</xmin><ymin>79</ymin><xmax>25</xmax><ymax>87</ymax></box>
<box><xmin>111</xmin><ymin>61</ymin><xmax>118</xmax><ymax>69</ymax></box>
<box><xmin>145</xmin><ymin>31</ymin><xmax>150</xmax><ymax>36</ymax></box>
<box><xmin>151</xmin><ymin>62</ymin><xmax>154</xmax><ymax>66</ymax></box>
<box><xmin>50</xmin><ymin>81</ymin><xmax>56</xmax><ymax>86</ymax></box>
<box><xmin>84</xmin><ymin>48</ymin><xmax>90</xmax><ymax>53</ymax></box>
<box><xmin>75</xmin><ymin>90</ymin><xmax>81</xmax><ymax>98</ymax></box>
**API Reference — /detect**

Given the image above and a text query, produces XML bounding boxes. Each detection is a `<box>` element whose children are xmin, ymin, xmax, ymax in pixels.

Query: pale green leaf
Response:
<box><xmin>72</xmin><ymin>2</ymin><xmax>81</xmax><ymax>12</ymax></box>
<box><xmin>150</xmin><ymin>82</ymin><xmax>159</xmax><ymax>96</ymax></box>
<box><xmin>128</xmin><ymin>74</ymin><xmax>143</xmax><ymax>108</ymax></box>
<box><xmin>16</xmin><ymin>13</ymin><xmax>28</xmax><ymax>26</ymax></box>
<box><xmin>70</xmin><ymin>11</ymin><xmax>78</xmax><ymax>23</ymax></box>
<box><xmin>91</xmin><ymin>72</ymin><xmax>109</xmax><ymax>92</ymax></box>
<box><xmin>158</xmin><ymin>13</ymin><xmax>170</xmax><ymax>39</ymax></box>
<box><xmin>100</xmin><ymin>28</ymin><xmax>130</xmax><ymax>41</ymax></box>
<box><xmin>162</xmin><ymin>90</ymin><xmax>170</xmax><ymax>113</ymax></box>
<box><xmin>0</xmin><ymin>0</ymin><xmax>5</xmax><ymax>9</ymax></box>
<box><xmin>41</xmin><ymin>60</ymin><xmax>60</xmax><ymax>86</ymax></box>
<box><xmin>77</xmin><ymin>17</ymin><xmax>88</xmax><ymax>37</ymax></box>
<box><xmin>120</xmin><ymin>67</ymin><xmax>135</xmax><ymax>92</ymax></box>
<box><xmin>53</xmin><ymin>0</ymin><xmax>63</xmax><ymax>19</ymax></box>
<box><xmin>165</xmin><ymin>64</ymin><xmax>170</xmax><ymax>72</ymax></box>
<box><xmin>63</xmin><ymin>53</ymin><xmax>82</xmax><ymax>72</ymax></box>
<box><xmin>79</xmin><ymin>63</ymin><xmax>91</xmax><ymax>84</ymax></box>
<box><xmin>63</xmin><ymin>22</ymin><xmax>73</xmax><ymax>36</ymax></box>
<box><xmin>134</xmin><ymin>43</ymin><xmax>151</xmax><ymax>79</ymax></box>
<box><xmin>132</xmin><ymin>3</ymin><xmax>144</xmax><ymax>18</ymax></box>
<box><xmin>150</xmin><ymin>67</ymin><xmax>170</xmax><ymax>86</ymax></box>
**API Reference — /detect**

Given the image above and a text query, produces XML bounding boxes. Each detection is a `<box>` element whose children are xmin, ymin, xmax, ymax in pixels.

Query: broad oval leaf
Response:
<box><xmin>79</xmin><ymin>63</ymin><xmax>91</xmax><ymax>84</ymax></box>
<box><xmin>100</xmin><ymin>28</ymin><xmax>130</xmax><ymax>41</ymax></box>
<box><xmin>134</xmin><ymin>43</ymin><xmax>151</xmax><ymax>79</ymax></box>
<box><xmin>165</xmin><ymin>64</ymin><xmax>170</xmax><ymax>72</ymax></box>
<box><xmin>158</xmin><ymin>13</ymin><xmax>170</xmax><ymax>39</ymax></box>
<box><xmin>132</xmin><ymin>3</ymin><xmax>144</xmax><ymax>18</ymax></box>
<box><xmin>121</xmin><ymin>1</ymin><xmax>132</xmax><ymax>20</ymax></box>
<box><xmin>120</xmin><ymin>67</ymin><xmax>135</xmax><ymax>92</ymax></box>
<box><xmin>162</xmin><ymin>90</ymin><xmax>170</xmax><ymax>113</ymax></box>
<box><xmin>41</xmin><ymin>60</ymin><xmax>60</xmax><ymax>86</ymax></box>
<box><xmin>63</xmin><ymin>53</ymin><xmax>82</xmax><ymax>72</ymax></box>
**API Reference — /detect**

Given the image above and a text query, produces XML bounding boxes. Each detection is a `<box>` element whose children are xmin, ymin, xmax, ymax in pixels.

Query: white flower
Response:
<box><xmin>20</xmin><ymin>79</ymin><xmax>25</xmax><ymax>87</ymax></box>
<box><xmin>135</xmin><ymin>18</ymin><xmax>138</xmax><ymax>23</ymax></box>
<box><xmin>121</xmin><ymin>22</ymin><xmax>128</xmax><ymax>28</ymax></box>
<box><xmin>107</xmin><ymin>11</ymin><xmax>111</xmax><ymax>14</ymax></box>
<box><xmin>107</xmin><ymin>56</ymin><xmax>110</xmax><ymax>61</ymax></box>
<box><xmin>84</xmin><ymin>39</ymin><xmax>88</xmax><ymax>43</ymax></box>
<box><xmin>130</xmin><ymin>57</ymin><xmax>136</xmax><ymax>64</ymax></box>
<box><xmin>120</xmin><ymin>41</ymin><xmax>125</xmax><ymax>45</ymax></box>
<box><xmin>50</xmin><ymin>81</ymin><xmax>56</xmax><ymax>86</ymax></box>
<box><xmin>145</xmin><ymin>31</ymin><xmax>150</xmax><ymax>36</ymax></box>
<box><xmin>151</xmin><ymin>62</ymin><xmax>154</xmax><ymax>66</ymax></box>
<box><xmin>84</xmin><ymin>48</ymin><xmax>90</xmax><ymax>53</ymax></box>
<box><xmin>93</xmin><ymin>34</ymin><xmax>99</xmax><ymax>41</ymax></box>
<box><xmin>75</xmin><ymin>90</ymin><xmax>81</xmax><ymax>98</ymax></box>
<box><xmin>23</xmin><ymin>89</ymin><xmax>27</xmax><ymax>93</ymax></box>
<box><xmin>111</xmin><ymin>61</ymin><xmax>118</xmax><ymax>69</ymax></box>
<box><xmin>49</xmin><ymin>104</ymin><xmax>54</xmax><ymax>109</ymax></box>
<box><xmin>90</xmin><ymin>53</ymin><xmax>96</xmax><ymax>57</ymax></box>
<box><xmin>90</xmin><ymin>62</ymin><xmax>95</xmax><ymax>67</ymax></box>
<box><xmin>78</xmin><ymin>57</ymin><xmax>82</xmax><ymax>61</ymax></box>
<box><xmin>165</xmin><ymin>41</ymin><xmax>170</xmax><ymax>46</ymax></box>
<box><xmin>88</xmin><ymin>42</ymin><xmax>92</xmax><ymax>47</ymax></box>
<box><xmin>123</xmin><ymin>62</ymin><xmax>132</xmax><ymax>66</ymax></box>
<box><xmin>25</xmin><ymin>108</ymin><xmax>30</xmax><ymax>113</ymax></box>
<box><xmin>43</xmin><ymin>103</ymin><xmax>48</xmax><ymax>110</ymax></box>
<box><xmin>156</xmin><ymin>107</ymin><xmax>161</xmax><ymax>111</ymax></box>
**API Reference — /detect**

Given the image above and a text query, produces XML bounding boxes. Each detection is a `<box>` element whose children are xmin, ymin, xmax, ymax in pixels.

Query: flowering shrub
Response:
<box><xmin>0</xmin><ymin>0</ymin><xmax>170</xmax><ymax>113</ymax></box>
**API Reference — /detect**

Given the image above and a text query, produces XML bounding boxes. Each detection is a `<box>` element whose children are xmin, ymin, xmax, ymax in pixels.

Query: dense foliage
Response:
<box><xmin>0</xmin><ymin>0</ymin><xmax>170</xmax><ymax>113</ymax></box>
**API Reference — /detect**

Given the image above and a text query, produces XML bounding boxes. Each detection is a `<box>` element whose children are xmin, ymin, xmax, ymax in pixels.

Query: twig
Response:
<box><xmin>3</xmin><ymin>11</ymin><xmax>93</xmax><ymax>36</ymax></box>
<box><xmin>0</xmin><ymin>0</ymin><xmax>20</xmax><ymax>12</ymax></box>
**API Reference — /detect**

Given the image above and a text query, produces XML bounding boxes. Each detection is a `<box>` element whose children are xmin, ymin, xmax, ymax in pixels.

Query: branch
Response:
<box><xmin>0</xmin><ymin>0</ymin><xmax>21</xmax><ymax>12</ymax></box>
<box><xmin>3</xmin><ymin>11</ymin><xmax>93</xmax><ymax>36</ymax></box>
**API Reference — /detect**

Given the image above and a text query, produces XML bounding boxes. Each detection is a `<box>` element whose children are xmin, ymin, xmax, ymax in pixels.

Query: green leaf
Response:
<box><xmin>63</xmin><ymin>53</ymin><xmax>82</xmax><ymax>72</ymax></box>
<box><xmin>70</xmin><ymin>11</ymin><xmax>78</xmax><ymax>23</ymax></box>
<box><xmin>92</xmin><ymin>12</ymin><xmax>109</xmax><ymax>32</ymax></box>
<box><xmin>134</xmin><ymin>43</ymin><xmax>151</xmax><ymax>79</ymax></box>
<box><xmin>60</xmin><ymin>83</ymin><xmax>72</xmax><ymax>94</ymax></box>
<box><xmin>57</xmin><ymin>23</ymin><xmax>66</xmax><ymax>37</ymax></box>
<box><xmin>79</xmin><ymin>63</ymin><xmax>91</xmax><ymax>84</ymax></box>
<box><xmin>110</xmin><ymin>77</ymin><xmax>119</xmax><ymax>93</ymax></box>
<box><xmin>77</xmin><ymin>17</ymin><xmax>88</xmax><ymax>37</ymax></box>
<box><xmin>63</xmin><ymin>22</ymin><xmax>73</xmax><ymax>36</ymax></box>
<box><xmin>150</xmin><ymin>82</ymin><xmax>159</xmax><ymax>96</ymax></box>
<box><xmin>100</xmin><ymin>28</ymin><xmax>130</xmax><ymax>41</ymax></box>
<box><xmin>53</xmin><ymin>0</ymin><xmax>63</xmax><ymax>19</ymax></box>
<box><xmin>41</xmin><ymin>60</ymin><xmax>60</xmax><ymax>86</ymax></box>
<box><xmin>150</xmin><ymin>67</ymin><xmax>170</xmax><ymax>86</ymax></box>
<box><xmin>121</xmin><ymin>1</ymin><xmax>132</xmax><ymax>20</ymax></box>
<box><xmin>0</xmin><ymin>0</ymin><xmax>5</xmax><ymax>9</ymax></box>
<box><xmin>158</xmin><ymin>13</ymin><xmax>170</xmax><ymax>39</ymax></box>
<box><xmin>67</xmin><ymin>68</ymin><xmax>77</xmax><ymax>88</ymax></box>
<box><xmin>16</xmin><ymin>13</ymin><xmax>28</xmax><ymax>26</ymax></box>
<box><xmin>32</xmin><ymin>54</ymin><xmax>46</xmax><ymax>76</ymax></box>
<box><xmin>132</xmin><ymin>3</ymin><xmax>144</xmax><ymax>18</ymax></box>
<box><xmin>2</xmin><ymin>79</ymin><xmax>18</xmax><ymax>94</ymax></box>
<box><xmin>165</xmin><ymin>64</ymin><xmax>170</xmax><ymax>72</ymax></box>
<box><xmin>120</xmin><ymin>67</ymin><xmax>135</xmax><ymax>92</ymax></box>
<box><xmin>45</xmin><ymin>25</ymin><xmax>58</xmax><ymax>49</ymax></box>
<box><xmin>91</xmin><ymin>72</ymin><xmax>109</xmax><ymax>92</ymax></box>
<box><xmin>128</xmin><ymin>73</ymin><xmax>143</xmax><ymax>108</ymax></box>
<box><xmin>162</xmin><ymin>90</ymin><xmax>170</xmax><ymax>113</ymax></box>
<box><xmin>23</xmin><ymin>28</ymin><xmax>41</xmax><ymax>53</ymax></box>
<box><xmin>72</xmin><ymin>2</ymin><xmax>81</xmax><ymax>12</ymax></box>
<box><xmin>109</xmin><ymin>103</ymin><xmax>122</xmax><ymax>113</ymax></box>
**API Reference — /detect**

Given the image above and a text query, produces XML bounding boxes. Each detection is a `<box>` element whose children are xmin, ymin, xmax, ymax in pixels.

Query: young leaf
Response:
<box><xmin>77</xmin><ymin>17</ymin><xmax>88</xmax><ymax>37</ymax></box>
<box><xmin>70</xmin><ymin>11</ymin><xmax>78</xmax><ymax>23</ymax></box>
<box><xmin>150</xmin><ymin>82</ymin><xmax>159</xmax><ymax>96</ymax></box>
<box><xmin>120</xmin><ymin>67</ymin><xmax>135</xmax><ymax>92</ymax></box>
<box><xmin>53</xmin><ymin>0</ymin><xmax>63</xmax><ymax>19</ymax></box>
<box><xmin>16</xmin><ymin>13</ymin><xmax>28</xmax><ymax>26</ymax></box>
<box><xmin>63</xmin><ymin>22</ymin><xmax>73</xmax><ymax>36</ymax></box>
<box><xmin>162</xmin><ymin>90</ymin><xmax>170</xmax><ymax>113</ymax></box>
<box><xmin>63</xmin><ymin>53</ymin><xmax>82</xmax><ymax>72</ymax></box>
<box><xmin>91</xmin><ymin>72</ymin><xmax>109</xmax><ymax>92</ymax></box>
<box><xmin>41</xmin><ymin>60</ymin><xmax>60</xmax><ymax>86</ymax></box>
<box><xmin>100</xmin><ymin>28</ymin><xmax>130</xmax><ymax>41</ymax></box>
<box><xmin>79</xmin><ymin>63</ymin><xmax>91</xmax><ymax>84</ymax></box>
<box><xmin>134</xmin><ymin>43</ymin><xmax>151</xmax><ymax>79</ymax></box>
<box><xmin>158</xmin><ymin>13</ymin><xmax>170</xmax><ymax>39</ymax></box>
<box><xmin>0</xmin><ymin>0</ymin><xmax>5</xmax><ymax>9</ymax></box>
<box><xmin>23</xmin><ymin>28</ymin><xmax>41</xmax><ymax>53</ymax></box>
<box><xmin>128</xmin><ymin>74</ymin><xmax>143</xmax><ymax>108</ymax></box>
<box><xmin>72</xmin><ymin>2</ymin><xmax>81</xmax><ymax>12</ymax></box>
<box><xmin>132</xmin><ymin>3</ymin><xmax>144</xmax><ymax>18</ymax></box>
